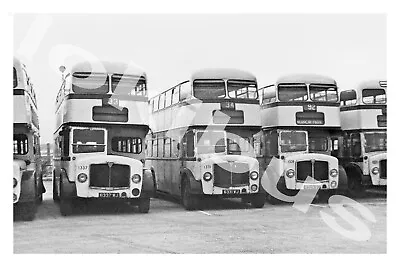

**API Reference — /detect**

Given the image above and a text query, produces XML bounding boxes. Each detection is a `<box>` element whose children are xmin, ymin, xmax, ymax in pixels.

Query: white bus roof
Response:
<box><xmin>13</xmin><ymin>57</ymin><xmax>23</xmax><ymax>69</ymax></box>
<box><xmin>70</xmin><ymin>60</ymin><xmax>146</xmax><ymax>78</ymax></box>
<box><xmin>276</xmin><ymin>74</ymin><xmax>336</xmax><ymax>85</ymax></box>
<box><xmin>191</xmin><ymin>68</ymin><xmax>257</xmax><ymax>81</ymax></box>
<box><xmin>355</xmin><ymin>80</ymin><xmax>387</xmax><ymax>91</ymax></box>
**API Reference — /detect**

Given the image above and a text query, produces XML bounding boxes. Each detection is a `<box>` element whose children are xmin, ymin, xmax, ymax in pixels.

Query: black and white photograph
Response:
<box><xmin>8</xmin><ymin>1</ymin><xmax>393</xmax><ymax>256</ymax></box>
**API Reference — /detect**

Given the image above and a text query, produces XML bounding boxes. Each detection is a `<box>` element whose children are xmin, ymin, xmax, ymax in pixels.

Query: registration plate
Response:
<box><xmin>99</xmin><ymin>192</ymin><xmax>120</xmax><ymax>198</ymax></box>
<box><xmin>222</xmin><ymin>189</ymin><xmax>241</xmax><ymax>194</ymax></box>
<box><xmin>303</xmin><ymin>184</ymin><xmax>322</xmax><ymax>190</ymax></box>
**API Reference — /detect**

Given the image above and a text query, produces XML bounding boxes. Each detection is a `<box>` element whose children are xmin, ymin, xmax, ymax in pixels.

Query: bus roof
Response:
<box><xmin>191</xmin><ymin>68</ymin><xmax>257</xmax><ymax>81</ymax></box>
<box><xmin>355</xmin><ymin>80</ymin><xmax>387</xmax><ymax>91</ymax></box>
<box><xmin>70</xmin><ymin>60</ymin><xmax>146</xmax><ymax>78</ymax></box>
<box><xmin>13</xmin><ymin>57</ymin><xmax>23</xmax><ymax>69</ymax></box>
<box><xmin>276</xmin><ymin>74</ymin><xmax>336</xmax><ymax>85</ymax></box>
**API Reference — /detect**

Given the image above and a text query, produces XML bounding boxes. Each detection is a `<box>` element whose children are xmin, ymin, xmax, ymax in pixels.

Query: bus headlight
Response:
<box><xmin>77</xmin><ymin>173</ymin><xmax>88</xmax><ymax>183</ymax></box>
<box><xmin>203</xmin><ymin>172</ymin><xmax>212</xmax><ymax>181</ymax></box>
<box><xmin>251</xmin><ymin>184</ymin><xmax>258</xmax><ymax>192</ymax></box>
<box><xmin>371</xmin><ymin>167</ymin><xmax>379</xmax><ymax>175</ymax></box>
<box><xmin>13</xmin><ymin>178</ymin><xmax>18</xmax><ymax>188</ymax></box>
<box><xmin>132</xmin><ymin>174</ymin><xmax>141</xmax><ymax>183</ymax></box>
<box><xmin>250</xmin><ymin>171</ymin><xmax>259</xmax><ymax>180</ymax></box>
<box><xmin>286</xmin><ymin>169</ymin><xmax>295</xmax><ymax>178</ymax></box>
<box><xmin>330</xmin><ymin>169</ymin><xmax>338</xmax><ymax>177</ymax></box>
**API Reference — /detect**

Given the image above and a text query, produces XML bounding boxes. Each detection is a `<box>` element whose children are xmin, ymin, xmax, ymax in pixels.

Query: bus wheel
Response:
<box><xmin>181</xmin><ymin>179</ymin><xmax>199</xmax><ymax>211</ymax></box>
<box><xmin>266</xmin><ymin>193</ymin><xmax>281</xmax><ymax>205</ymax></box>
<box><xmin>60</xmin><ymin>198</ymin><xmax>74</xmax><ymax>216</ymax></box>
<box><xmin>19</xmin><ymin>201</ymin><xmax>37</xmax><ymax>221</ymax></box>
<box><xmin>347</xmin><ymin>169</ymin><xmax>366</xmax><ymax>198</ymax></box>
<box><xmin>250</xmin><ymin>193</ymin><xmax>266</xmax><ymax>208</ymax></box>
<box><xmin>138</xmin><ymin>198</ymin><xmax>150</xmax><ymax>213</ymax></box>
<box><xmin>52</xmin><ymin>174</ymin><xmax>60</xmax><ymax>203</ymax></box>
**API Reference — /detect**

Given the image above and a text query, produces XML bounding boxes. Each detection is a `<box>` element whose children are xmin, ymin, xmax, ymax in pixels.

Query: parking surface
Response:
<box><xmin>13</xmin><ymin>181</ymin><xmax>386</xmax><ymax>253</ymax></box>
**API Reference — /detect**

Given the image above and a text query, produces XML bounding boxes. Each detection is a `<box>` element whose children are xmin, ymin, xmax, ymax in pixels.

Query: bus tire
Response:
<box><xmin>138</xmin><ymin>198</ymin><xmax>150</xmax><ymax>213</ymax></box>
<box><xmin>266</xmin><ymin>193</ymin><xmax>281</xmax><ymax>205</ymax></box>
<box><xmin>346</xmin><ymin>166</ymin><xmax>366</xmax><ymax>198</ymax></box>
<box><xmin>181</xmin><ymin>179</ymin><xmax>199</xmax><ymax>211</ymax></box>
<box><xmin>250</xmin><ymin>193</ymin><xmax>266</xmax><ymax>208</ymax></box>
<box><xmin>53</xmin><ymin>172</ymin><xmax>61</xmax><ymax>203</ymax></box>
<box><xmin>19</xmin><ymin>201</ymin><xmax>37</xmax><ymax>221</ymax></box>
<box><xmin>60</xmin><ymin>198</ymin><xmax>74</xmax><ymax>216</ymax></box>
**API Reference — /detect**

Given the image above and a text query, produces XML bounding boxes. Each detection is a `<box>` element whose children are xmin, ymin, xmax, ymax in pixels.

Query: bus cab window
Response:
<box><xmin>184</xmin><ymin>131</ymin><xmax>195</xmax><ymax>158</ymax></box>
<box><xmin>265</xmin><ymin>130</ymin><xmax>278</xmax><ymax>157</ymax></box>
<box><xmin>350</xmin><ymin>133</ymin><xmax>361</xmax><ymax>157</ymax></box>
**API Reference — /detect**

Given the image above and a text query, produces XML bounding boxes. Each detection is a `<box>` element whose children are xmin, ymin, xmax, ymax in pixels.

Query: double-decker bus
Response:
<box><xmin>53</xmin><ymin>60</ymin><xmax>154</xmax><ymax>216</ymax></box>
<box><xmin>258</xmin><ymin>74</ymin><xmax>343</xmax><ymax>203</ymax></box>
<box><xmin>13</xmin><ymin>57</ymin><xmax>45</xmax><ymax>220</ymax></box>
<box><xmin>146</xmin><ymin>68</ymin><xmax>265</xmax><ymax>210</ymax></box>
<box><xmin>337</xmin><ymin>80</ymin><xmax>387</xmax><ymax>196</ymax></box>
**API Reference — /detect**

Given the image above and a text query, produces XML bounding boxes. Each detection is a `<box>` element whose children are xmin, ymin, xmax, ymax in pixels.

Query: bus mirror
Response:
<box><xmin>177</xmin><ymin>143</ymin><xmax>180</xmax><ymax>150</ymax></box>
<box><xmin>59</xmin><ymin>66</ymin><xmax>66</xmax><ymax>73</ymax></box>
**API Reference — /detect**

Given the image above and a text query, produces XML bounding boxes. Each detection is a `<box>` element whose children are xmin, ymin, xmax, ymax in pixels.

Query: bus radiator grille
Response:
<box><xmin>296</xmin><ymin>160</ymin><xmax>329</xmax><ymax>182</ymax></box>
<box><xmin>89</xmin><ymin>163</ymin><xmax>130</xmax><ymax>188</ymax></box>
<box><xmin>213</xmin><ymin>162</ymin><xmax>249</xmax><ymax>188</ymax></box>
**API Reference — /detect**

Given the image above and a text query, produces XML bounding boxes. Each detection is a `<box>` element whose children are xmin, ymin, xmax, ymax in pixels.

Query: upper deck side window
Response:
<box><xmin>309</xmin><ymin>84</ymin><xmax>338</xmax><ymax>102</ymax></box>
<box><xmin>227</xmin><ymin>80</ymin><xmax>258</xmax><ymax>99</ymax></box>
<box><xmin>111</xmin><ymin>74</ymin><xmax>147</xmax><ymax>96</ymax></box>
<box><xmin>13</xmin><ymin>67</ymin><xmax>18</xmax><ymax>88</ymax></box>
<box><xmin>193</xmin><ymin>79</ymin><xmax>225</xmax><ymax>99</ymax></box>
<box><xmin>362</xmin><ymin>89</ymin><xmax>386</xmax><ymax>104</ymax></box>
<box><xmin>277</xmin><ymin>84</ymin><xmax>308</xmax><ymax>101</ymax></box>
<box><xmin>340</xmin><ymin>90</ymin><xmax>357</xmax><ymax>106</ymax></box>
<box><xmin>72</xmin><ymin>72</ymin><xmax>109</xmax><ymax>94</ymax></box>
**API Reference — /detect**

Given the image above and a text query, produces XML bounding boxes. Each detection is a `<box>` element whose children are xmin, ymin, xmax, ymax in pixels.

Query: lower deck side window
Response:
<box><xmin>112</xmin><ymin>137</ymin><xmax>142</xmax><ymax>154</ymax></box>
<box><xmin>13</xmin><ymin>134</ymin><xmax>29</xmax><ymax>155</ymax></box>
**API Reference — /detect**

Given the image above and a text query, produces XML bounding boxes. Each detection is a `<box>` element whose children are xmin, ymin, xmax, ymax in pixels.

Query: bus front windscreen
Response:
<box><xmin>72</xmin><ymin>72</ymin><xmax>109</xmax><ymax>94</ymax></box>
<box><xmin>111</xmin><ymin>74</ymin><xmax>147</xmax><ymax>96</ymax></box>
<box><xmin>227</xmin><ymin>80</ymin><xmax>258</xmax><ymax>99</ymax></box>
<box><xmin>364</xmin><ymin>132</ymin><xmax>387</xmax><ymax>153</ymax></box>
<box><xmin>309</xmin><ymin>135</ymin><xmax>329</xmax><ymax>152</ymax></box>
<box><xmin>280</xmin><ymin>131</ymin><xmax>307</xmax><ymax>153</ymax></box>
<box><xmin>278</xmin><ymin>84</ymin><xmax>308</xmax><ymax>102</ymax></box>
<box><xmin>72</xmin><ymin>129</ymin><xmax>106</xmax><ymax>153</ymax></box>
<box><xmin>193</xmin><ymin>80</ymin><xmax>225</xmax><ymax>99</ymax></box>
<box><xmin>196</xmin><ymin>130</ymin><xmax>226</xmax><ymax>154</ymax></box>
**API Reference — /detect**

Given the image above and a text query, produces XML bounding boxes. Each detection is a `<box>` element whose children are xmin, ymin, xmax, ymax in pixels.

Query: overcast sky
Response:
<box><xmin>13</xmin><ymin>14</ymin><xmax>386</xmax><ymax>144</ymax></box>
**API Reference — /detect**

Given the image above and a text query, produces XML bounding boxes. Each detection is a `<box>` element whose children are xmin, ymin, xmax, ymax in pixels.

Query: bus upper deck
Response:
<box><xmin>340</xmin><ymin>80</ymin><xmax>387</xmax><ymax>131</ymax></box>
<box><xmin>55</xmin><ymin>60</ymin><xmax>148</xmax><ymax>131</ymax></box>
<box><xmin>259</xmin><ymin>74</ymin><xmax>340</xmax><ymax>129</ymax></box>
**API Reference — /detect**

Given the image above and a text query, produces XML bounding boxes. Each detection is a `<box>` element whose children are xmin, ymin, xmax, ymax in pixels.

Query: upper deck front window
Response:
<box><xmin>309</xmin><ymin>85</ymin><xmax>338</xmax><ymax>102</ymax></box>
<box><xmin>72</xmin><ymin>128</ymin><xmax>105</xmax><ymax>153</ymax></box>
<box><xmin>111</xmin><ymin>74</ymin><xmax>147</xmax><ymax>96</ymax></box>
<box><xmin>72</xmin><ymin>72</ymin><xmax>109</xmax><ymax>94</ymax></box>
<box><xmin>362</xmin><ymin>89</ymin><xmax>386</xmax><ymax>104</ymax></box>
<box><xmin>280</xmin><ymin>131</ymin><xmax>307</xmax><ymax>153</ymax></box>
<box><xmin>278</xmin><ymin>84</ymin><xmax>308</xmax><ymax>102</ymax></box>
<box><xmin>364</xmin><ymin>132</ymin><xmax>387</xmax><ymax>153</ymax></box>
<box><xmin>193</xmin><ymin>80</ymin><xmax>225</xmax><ymax>99</ymax></box>
<box><xmin>227</xmin><ymin>80</ymin><xmax>258</xmax><ymax>99</ymax></box>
